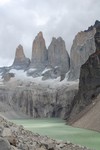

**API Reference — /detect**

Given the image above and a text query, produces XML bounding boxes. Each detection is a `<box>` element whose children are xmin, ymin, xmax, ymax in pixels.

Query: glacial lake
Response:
<box><xmin>11</xmin><ymin>118</ymin><xmax>100</xmax><ymax>150</ymax></box>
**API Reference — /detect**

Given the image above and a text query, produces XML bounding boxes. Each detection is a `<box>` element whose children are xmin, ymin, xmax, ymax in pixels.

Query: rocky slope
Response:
<box><xmin>67</xmin><ymin>21</ymin><xmax>100</xmax><ymax>131</ymax></box>
<box><xmin>68</xmin><ymin>20</ymin><xmax>100</xmax><ymax>80</ymax></box>
<box><xmin>72</xmin><ymin>94</ymin><xmax>100</xmax><ymax>131</ymax></box>
<box><xmin>0</xmin><ymin>115</ymin><xmax>90</xmax><ymax>150</ymax></box>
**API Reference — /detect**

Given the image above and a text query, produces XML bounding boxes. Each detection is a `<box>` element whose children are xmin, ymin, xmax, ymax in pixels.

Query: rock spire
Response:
<box><xmin>12</xmin><ymin>45</ymin><xmax>30</xmax><ymax>69</ymax></box>
<box><xmin>31</xmin><ymin>32</ymin><xmax>47</xmax><ymax>67</ymax></box>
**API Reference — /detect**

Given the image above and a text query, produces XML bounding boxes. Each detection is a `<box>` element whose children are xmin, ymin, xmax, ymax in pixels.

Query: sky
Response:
<box><xmin>0</xmin><ymin>0</ymin><xmax>100</xmax><ymax>67</ymax></box>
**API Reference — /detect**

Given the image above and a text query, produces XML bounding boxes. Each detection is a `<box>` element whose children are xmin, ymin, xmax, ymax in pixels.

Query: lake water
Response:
<box><xmin>11</xmin><ymin>118</ymin><xmax>100</xmax><ymax>150</ymax></box>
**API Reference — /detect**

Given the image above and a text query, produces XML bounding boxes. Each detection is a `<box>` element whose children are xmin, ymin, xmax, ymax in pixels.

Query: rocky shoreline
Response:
<box><xmin>0</xmin><ymin>115</ymin><xmax>91</xmax><ymax>150</ymax></box>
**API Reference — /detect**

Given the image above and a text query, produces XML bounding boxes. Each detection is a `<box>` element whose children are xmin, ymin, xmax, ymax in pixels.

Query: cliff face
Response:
<box><xmin>68</xmin><ymin>22</ymin><xmax>100</xmax><ymax>123</ymax></box>
<box><xmin>0</xmin><ymin>81</ymin><xmax>78</xmax><ymax>119</ymax></box>
<box><xmin>48</xmin><ymin>37</ymin><xmax>70</xmax><ymax>74</ymax></box>
<box><xmin>12</xmin><ymin>45</ymin><xmax>30</xmax><ymax>69</ymax></box>
<box><xmin>69</xmin><ymin>21</ymin><xmax>100</xmax><ymax>81</ymax></box>
<box><xmin>31</xmin><ymin>32</ymin><xmax>47</xmax><ymax>68</ymax></box>
<box><xmin>68</xmin><ymin>27</ymin><xmax>96</xmax><ymax>80</ymax></box>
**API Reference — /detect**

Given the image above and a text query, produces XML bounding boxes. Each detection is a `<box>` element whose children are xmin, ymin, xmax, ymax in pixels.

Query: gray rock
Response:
<box><xmin>12</xmin><ymin>45</ymin><xmax>30</xmax><ymax>70</ymax></box>
<box><xmin>2</xmin><ymin>73</ymin><xmax>15</xmax><ymax>82</ymax></box>
<box><xmin>0</xmin><ymin>126</ymin><xmax>3</xmax><ymax>136</ymax></box>
<box><xmin>0</xmin><ymin>137</ymin><xmax>11</xmax><ymax>150</ymax></box>
<box><xmin>48</xmin><ymin>37</ymin><xmax>70</xmax><ymax>74</ymax></box>
<box><xmin>68</xmin><ymin>21</ymin><xmax>100</xmax><ymax>122</ymax></box>
<box><xmin>69</xmin><ymin>25</ymin><xmax>96</xmax><ymax>80</ymax></box>
<box><xmin>31</xmin><ymin>32</ymin><xmax>47</xmax><ymax>68</ymax></box>
<box><xmin>0</xmin><ymin>82</ymin><xmax>78</xmax><ymax>119</ymax></box>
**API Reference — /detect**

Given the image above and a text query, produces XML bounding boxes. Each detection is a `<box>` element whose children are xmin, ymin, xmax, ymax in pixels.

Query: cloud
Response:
<box><xmin>0</xmin><ymin>0</ymin><xmax>11</xmax><ymax>6</ymax></box>
<box><xmin>0</xmin><ymin>0</ymin><xmax>100</xmax><ymax>66</ymax></box>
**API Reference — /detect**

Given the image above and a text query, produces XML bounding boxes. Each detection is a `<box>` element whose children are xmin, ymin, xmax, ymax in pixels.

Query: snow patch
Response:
<box><xmin>42</xmin><ymin>68</ymin><xmax>51</xmax><ymax>74</ymax></box>
<box><xmin>9</xmin><ymin>69</ymin><xmax>33</xmax><ymax>81</ymax></box>
<box><xmin>0</xmin><ymin>69</ymin><xmax>79</xmax><ymax>89</ymax></box>
<box><xmin>27</xmin><ymin>68</ymin><xmax>37</xmax><ymax>73</ymax></box>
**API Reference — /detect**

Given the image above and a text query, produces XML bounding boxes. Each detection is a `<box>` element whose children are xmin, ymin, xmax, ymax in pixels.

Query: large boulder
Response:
<box><xmin>2</xmin><ymin>73</ymin><xmax>15</xmax><ymax>82</ymax></box>
<box><xmin>68</xmin><ymin>21</ymin><xmax>100</xmax><ymax>80</ymax></box>
<box><xmin>12</xmin><ymin>45</ymin><xmax>30</xmax><ymax>70</ymax></box>
<box><xmin>0</xmin><ymin>137</ymin><xmax>11</xmax><ymax>150</ymax></box>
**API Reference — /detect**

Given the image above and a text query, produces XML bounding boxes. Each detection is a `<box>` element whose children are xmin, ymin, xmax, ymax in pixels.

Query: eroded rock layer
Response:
<box><xmin>0</xmin><ymin>82</ymin><xmax>78</xmax><ymax>119</ymax></box>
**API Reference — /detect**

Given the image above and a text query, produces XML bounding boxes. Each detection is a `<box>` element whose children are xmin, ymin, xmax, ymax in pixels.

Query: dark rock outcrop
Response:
<box><xmin>68</xmin><ymin>22</ymin><xmax>100</xmax><ymax>122</ymax></box>
<box><xmin>2</xmin><ymin>73</ymin><xmax>15</xmax><ymax>82</ymax></box>
<box><xmin>68</xmin><ymin>21</ymin><xmax>100</xmax><ymax>81</ymax></box>
<box><xmin>31</xmin><ymin>32</ymin><xmax>47</xmax><ymax>68</ymax></box>
<box><xmin>12</xmin><ymin>45</ymin><xmax>30</xmax><ymax>70</ymax></box>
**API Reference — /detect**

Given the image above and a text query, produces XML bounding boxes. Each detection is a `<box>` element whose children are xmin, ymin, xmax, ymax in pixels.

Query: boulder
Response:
<box><xmin>2</xmin><ymin>73</ymin><xmax>15</xmax><ymax>82</ymax></box>
<box><xmin>0</xmin><ymin>137</ymin><xmax>11</xmax><ymax>150</ymax></box>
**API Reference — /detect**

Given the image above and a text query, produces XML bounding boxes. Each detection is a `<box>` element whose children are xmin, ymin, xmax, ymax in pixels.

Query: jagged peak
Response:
<box><xmin>17</xmin><ymin>44</ymin><xmax>23</xmax><ymax>49</ymax></box>
<box><xmin>52</xmin><ymin>37</ymin><xmax>56</xmax><ymax>41</ymax></box>
<box><xmin>57</xmin><ymin>37</ymin><xmax>63</xmax><ymax>42</ymax></box>
<box><xmin>94</xmin><ymin>20</ymin><xmax>100</xmax><ymax>27</ymax></box>
<box><xmin>84</xmin><ymin>20</ymin><xmax>100</xmax><ymax>32</ymax></box>
<box><xmin>36</xmin><ymin>31</ymin><xmax>43</xmax><ymax>39</ymax></box>
<box><xmin>51</xmin><ymin>37</ymin><xmax>64</xmax><ymax>43</ymax></box>
<box><xmin>15</xmin><ymin>44</ymin><xmax>25</xmax><ymax>59</ymax></box>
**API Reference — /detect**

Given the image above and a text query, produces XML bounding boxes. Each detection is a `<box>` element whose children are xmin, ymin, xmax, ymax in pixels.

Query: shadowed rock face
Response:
<box><xmin>67</xmin><ymin>23</ymin><xmax>100</xmax><ymax>122</ymax></box>
<box><xmin>31</xmin><ymin>32</ymin><xmax>47</xmax><ymax>68</ymax></box>
<box><xmin>12</xmin><ymin>45</ymin><xmax>30</xmax><ymax>69</ymax></box>
<box><xmin>48</xmin><ymin>37</ymin><xmax>70</xmax><ymax>74</ymax></box>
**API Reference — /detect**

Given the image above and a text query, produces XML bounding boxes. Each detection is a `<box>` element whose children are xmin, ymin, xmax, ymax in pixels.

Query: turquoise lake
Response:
<box><xmin>11</xmin><ymin>118</ymin><xmax>100</xmax><ymax>150</ymax></box>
